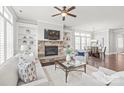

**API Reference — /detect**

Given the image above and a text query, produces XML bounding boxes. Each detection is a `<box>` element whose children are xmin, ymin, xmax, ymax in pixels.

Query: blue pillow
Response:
<box><xmin>77</xmin><ymin>51</ymin><xmax>85</xmax><ymax>56</ymax></box>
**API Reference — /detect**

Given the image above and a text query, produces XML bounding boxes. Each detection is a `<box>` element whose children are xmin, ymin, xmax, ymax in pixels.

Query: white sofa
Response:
<box><xmin>81</xmin><ymin>67</ymin><xmax>124</xmax><ymax>86</ymax></box>
<box><xmin>0</xmin><ymin>56</ymin><xmax>49</xmax><ymax>86</ymax></box>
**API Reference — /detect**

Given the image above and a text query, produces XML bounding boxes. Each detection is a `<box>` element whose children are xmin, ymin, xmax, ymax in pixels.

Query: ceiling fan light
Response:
<box><xmin>61</xmin><ymin>12</ymin><xmax>67</xmax><ymax>17</ymax></box>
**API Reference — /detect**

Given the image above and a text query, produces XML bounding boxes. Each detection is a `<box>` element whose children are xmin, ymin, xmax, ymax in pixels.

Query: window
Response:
<box><xmin>117</xmin><ymin>36</ymin><xmax>123</xmax><ymax>49</ymax></box>
<box><xmin>0</xmin><ymin>15</ymin><xmax>4</xmax><ymax>64</ymax></box>
<box><xmin>81</xmin><ymin>33</ymin><xmax>86</xmax><ymax>36</ymax></box>
<box><xmin>75</xmin><ymin>32</ymin><xmax>80</xmax><ymax>36</ymax></box>
<box><xmin>6</xmin><ymin>22</ymin><xmax>13</xmax><ymax>59</ymax></box>
<box><xmin>75</xmin><ymin>36</ymin><xmax>81</xmax><ymax>50</ymax></box>
<box><xmin>0</xmin><ymin>7</ymin><xmax>13</xmax><ymax>64</ymax></box>
<box><xmin>0</xmin><ymin>6</ymin><xmax>3</xmax><ymax>14</ymax></box>
<box><xmin>81</xmin><ymin>37</ymin><xmax>86</xmax><ymax>49</ymax></box>
<box><xmin>75</xmin><ymin>32</ymin><xmax>91</xmax><ymax>50</ymax></box>
<box><xmin>87</xmin><ymin>37</ymin><xmax>91</xmax><ymax>46</ymax></box>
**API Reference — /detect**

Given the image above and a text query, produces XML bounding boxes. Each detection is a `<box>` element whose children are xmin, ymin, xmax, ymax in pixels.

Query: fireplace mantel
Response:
<box><xmin>39</xmin><ymin>39</ymin><xmax>63</xmax><ymax>42</ymax></box>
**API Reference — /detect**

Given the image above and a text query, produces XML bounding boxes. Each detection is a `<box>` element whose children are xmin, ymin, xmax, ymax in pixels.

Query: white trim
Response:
<box><xmin>4</xmin><ymin>18</ymin><xmax>7</xmax><ymax>62</ymax></box>
<box><xmin>106</xmin><ymin>52</ymin><xmax>117</xmax><ymax>55</ymax></box>
<box><xmin>93</xmin><ymin>29</ymin><xmax>109</xmax><ymax>34</ymax></box>
<box><xmin>17</xmin><ymin>22</ymin><xmax>38</xmax><ymax>29</ymax></box>
<box><xmin>17</xmin><ymin>18</ymin><xmax>37</xmax><ymax>25</ymax></box>
<box><xmin>8</xmin><ymin>6</ymin><xmax>18</xmax><ymax>19</ymax></box>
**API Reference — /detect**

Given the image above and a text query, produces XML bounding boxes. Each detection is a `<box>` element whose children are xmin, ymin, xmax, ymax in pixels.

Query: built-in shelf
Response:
<box><xmin>17</xmin><ymin>22</ymin><xmax>38</xmax><ymax>56</ymax></box>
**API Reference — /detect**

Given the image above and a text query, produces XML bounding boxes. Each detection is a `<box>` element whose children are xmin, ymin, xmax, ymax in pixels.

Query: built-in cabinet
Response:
<box><xmin>63</xmin><ymin>32</ymin><xmax>71</xmax><ymax>48</ymax></box>
<box><xmin>17</xmin><ymin>22</ymin><xmax>38</xmax><ymax>56</ymax></box>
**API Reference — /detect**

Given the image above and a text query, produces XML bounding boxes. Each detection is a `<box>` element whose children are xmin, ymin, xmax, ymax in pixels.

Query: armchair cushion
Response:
<box><xmin>110</xmin><ymin>78</ymin><xmax>124</xmax><ymax>86</ymax></box>
<box><xmin>0</xmin><ymin>57</ymin><xmax>18</xmax><ymax>86</ymax></box>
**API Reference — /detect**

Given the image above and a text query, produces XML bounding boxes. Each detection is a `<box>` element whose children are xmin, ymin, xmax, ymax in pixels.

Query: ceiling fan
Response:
<box><xmin>52</xmin><ymin>6</ymin><xmax>77</xmax><ymax>21</ymax></box>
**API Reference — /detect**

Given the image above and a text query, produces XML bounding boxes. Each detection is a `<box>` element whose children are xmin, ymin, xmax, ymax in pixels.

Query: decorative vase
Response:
<box><xmin>66</xmin><ymin>54</ymin><xmax>71</xmax><ymax>64</ymax></box>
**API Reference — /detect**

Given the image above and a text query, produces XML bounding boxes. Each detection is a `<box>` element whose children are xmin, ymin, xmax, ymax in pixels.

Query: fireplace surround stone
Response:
<box><xmin>38</xmin><ymin>40</ymin><xmax>65</xmax><ymax>65</ymax></box>
<box><xmin>38</xmin><ymin>40</ymin><xmax>64</xmax><ymax>58</ymax></box>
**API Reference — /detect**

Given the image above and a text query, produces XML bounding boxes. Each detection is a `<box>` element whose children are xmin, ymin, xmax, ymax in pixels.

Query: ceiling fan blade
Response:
<box><xmin>67</xmin><ymin>13</ymin><xmax>77</xmax><ymax>17</ymax></box>
<box><xmin>52</xmin><ymin>13</ymin><xmax>61</xmax><ymax>17</ymax></box>
<box><xmin>67</xmin><ymin>6</ymin><xmax>76</xmax><ymax>12</ymax></box>
<box><xmin>62</xmin><ymin>16</ymin><xmax>65</xmax><ymax>21</ymax></box>
<box><xmin>54</xmin><ymin>7</ymin><xmax>62</xmax><ymax>12</ymax></box>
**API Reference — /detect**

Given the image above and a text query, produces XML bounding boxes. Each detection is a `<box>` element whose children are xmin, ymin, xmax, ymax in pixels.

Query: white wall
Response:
<box><xmin>37</xmin><ymin>21</ymin><xmax>63</xmax><ymax>40</ymax></box>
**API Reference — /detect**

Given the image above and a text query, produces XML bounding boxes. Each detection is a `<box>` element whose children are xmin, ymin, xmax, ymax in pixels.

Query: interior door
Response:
<box><xmin>117</xmin><ymin>35</ymin><xmax>124</xmax><ymax>53</ymax></box>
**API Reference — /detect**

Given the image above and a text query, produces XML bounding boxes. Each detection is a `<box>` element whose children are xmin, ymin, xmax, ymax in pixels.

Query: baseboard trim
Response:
<box><xmin>106</xmin><ymin>52</ymin><xmax>117</xmax><ymax>55</ymax></box>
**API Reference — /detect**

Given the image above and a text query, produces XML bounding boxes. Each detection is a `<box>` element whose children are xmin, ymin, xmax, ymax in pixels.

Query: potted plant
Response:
<box><xmin>65</xmin><ymin>45</ymin><xmax>73</xmax><ymax>64</ymax></box>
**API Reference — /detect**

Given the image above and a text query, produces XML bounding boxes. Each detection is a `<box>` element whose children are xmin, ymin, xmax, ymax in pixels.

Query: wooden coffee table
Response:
<box><xmin>55</xmin><ymin>60</ymin><xmax>86</xmax><ymax>83</ymax></box>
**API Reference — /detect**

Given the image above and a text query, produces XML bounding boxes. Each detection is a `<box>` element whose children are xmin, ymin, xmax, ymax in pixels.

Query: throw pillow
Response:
<box><xmin>0</xmin><ymin>57</ymin><xmax>18</xmax><ymax>86</ymax></box>
<box><xmin>17</xmin><ymin>61</ymin><xmax>37</xmax><ymax>83</ymax></box>
<box><xmin>77</xmin><ymin>51</ymin><xmax>85</xmax><ymax>56</ymax></box>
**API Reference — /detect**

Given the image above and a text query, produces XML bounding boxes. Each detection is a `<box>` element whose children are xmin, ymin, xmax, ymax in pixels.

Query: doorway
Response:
<box><xmin>117</xmin><ymin>34</ymin><xmax>124</xmax><ymax>53</ymax></box>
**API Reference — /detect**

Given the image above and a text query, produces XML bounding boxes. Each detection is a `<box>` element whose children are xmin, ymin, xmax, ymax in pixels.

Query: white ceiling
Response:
<box><xmin>12</xmin><ymin>6</ymin><xmax>124</xmax><ymax>31</ymax></box>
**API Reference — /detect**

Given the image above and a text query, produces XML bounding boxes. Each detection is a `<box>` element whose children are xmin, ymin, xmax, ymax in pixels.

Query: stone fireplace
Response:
<box><xmin>38</xmin><ymin>31</ymin><xmax>71</xmax><ymax>65</ymax></box>
<box><xmin>45</xmin><ymin>46</ymin><xmax>58</xmax><ymax>56</ymax></box>
<box><xmin>38</xmin><ymin>40</ymin><xmax>64</xmax><ymax>58</ymax></box>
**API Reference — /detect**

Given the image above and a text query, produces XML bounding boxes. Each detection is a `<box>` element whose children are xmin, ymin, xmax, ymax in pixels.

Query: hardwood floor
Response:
<box><xmin>42</xmin><ymin>53</ymin><xmax>124</xmax><ymax>71</ymax></box>
<box><xmin>88</xmin><ymin>53</ymin><xmax>124</xmax><ymax>71</ymax></box>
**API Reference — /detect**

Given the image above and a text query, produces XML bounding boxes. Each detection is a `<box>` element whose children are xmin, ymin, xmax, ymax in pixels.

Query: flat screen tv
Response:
<box><xmin>44</xmin><ymin>29</ymin><xmax>60</xmax><ymax>40</ymax></box>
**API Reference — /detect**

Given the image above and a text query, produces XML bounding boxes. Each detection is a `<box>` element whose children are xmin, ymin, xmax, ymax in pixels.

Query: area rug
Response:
<box><xmin>43</xmin><ymin>65</ymin><xmax>98</xmax><ymax>86</ymax></box>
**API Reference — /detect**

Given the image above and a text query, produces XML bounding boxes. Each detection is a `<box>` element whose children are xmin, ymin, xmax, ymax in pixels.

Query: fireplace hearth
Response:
<box><xmin>45</xmin><ymin>46</ymin><xmax>58</xmax><ymax>56</ymax></box>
